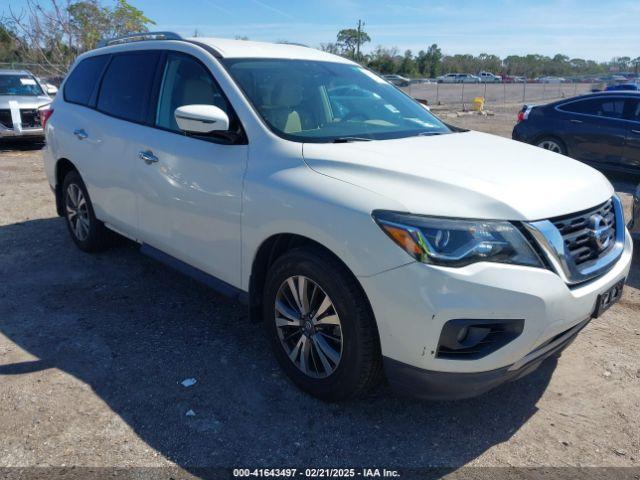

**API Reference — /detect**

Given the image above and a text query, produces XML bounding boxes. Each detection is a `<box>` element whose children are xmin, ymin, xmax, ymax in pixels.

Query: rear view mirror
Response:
<box><xmin>45</xmin><ymin>84</ymin><xmax>58</xmax><ymax>96</ymax></box>
<box><xmin>175</xmin><ymin>105</ymin><xmax>229</xmax><ymax>133</ymax></box>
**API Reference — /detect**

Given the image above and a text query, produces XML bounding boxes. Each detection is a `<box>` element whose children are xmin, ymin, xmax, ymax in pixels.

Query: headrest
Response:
<box><xmin>271</xmin><ymin>79</ymin><xmax>303</xmax><ymax>108</ymax></box>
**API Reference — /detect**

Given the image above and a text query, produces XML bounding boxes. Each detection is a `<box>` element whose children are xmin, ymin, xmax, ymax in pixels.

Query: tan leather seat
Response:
<box><xmin>263</xmin><ymin>79</ymin><xmax>304</xmax><ymax>133</ymax></box>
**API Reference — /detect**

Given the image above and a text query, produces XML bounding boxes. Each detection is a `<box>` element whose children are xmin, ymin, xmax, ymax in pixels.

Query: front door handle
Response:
<box><xmin>73</xmin><ymin>128</ymin><xmax>88</xmax><ymax>140</ymax></box>
<box><xmin>570</xmin><ymin>119</ymin><xmax>583</xmax><ymax>124</ymax></box>
<box><xmin>138</xmin><ymin>150</ymin><xmax>159</xmax><ymax>165</ymax></box>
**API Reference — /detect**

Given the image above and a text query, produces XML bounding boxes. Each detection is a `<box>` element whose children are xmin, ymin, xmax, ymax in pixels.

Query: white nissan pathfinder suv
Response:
<box><xmin>43</xmin><ymin>33</ymin><xmax>633</xmax><ymax>401</ymax></box>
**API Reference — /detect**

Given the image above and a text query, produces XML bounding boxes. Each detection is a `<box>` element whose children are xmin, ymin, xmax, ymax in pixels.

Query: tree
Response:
<box><xmin>399</xmin><ymin>49</ymin><xmax>417</xmax><ymax>77</ymax></box>
<box><xmin>336</xmin><ymin>23</ymin><xmax>370</xmax><ymax>61</ymax></box>
<box><xmin>366</xmin><ymin>46</ymin><xmax>399</xmax><ymax>74</ymax></box>
<box><xmin>417</xmin><ymin>44</ymin><xmax>442</xmax><ymax>77</ymax></box>
<box><xmin>109</xmin><ymin>0</ymin><xmax>153</xmax><ymax>38</ymax></box>
<box><xmin>67</xmin><ymin>0</ymin><xmax>110</xmax><ymax>51</ymax></box>
<box><xmin>0</xmin><ymin>23</ymin><xmax>20</xmax><ymax>63</ymax></box>
<box><xmin>319</xmin><ymin>42</ymin><xmax>340</xmax><ymax>54</ymax></box>
<box><xmin>5</xmin><ymin>0</ymin><xmax>155</xmax><ymax>74</ymax></box>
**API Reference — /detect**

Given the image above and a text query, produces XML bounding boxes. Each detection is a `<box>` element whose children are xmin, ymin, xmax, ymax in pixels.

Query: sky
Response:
<box><xmin>5</xmin><ymin>0</ymin><xmax>640</xmax><ymax>61</ymax></box>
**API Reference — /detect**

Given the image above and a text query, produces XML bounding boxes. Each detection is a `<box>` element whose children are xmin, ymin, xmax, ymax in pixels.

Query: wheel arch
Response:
<box><xmin>247</xmin><ymin>233</ymin><xmax>376</xmax><ymax>329</ymax></box>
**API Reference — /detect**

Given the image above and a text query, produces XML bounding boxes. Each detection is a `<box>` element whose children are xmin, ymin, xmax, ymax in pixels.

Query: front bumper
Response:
<box><xmin>0</xmin><ymin>125</ymin><xmax>44</xmax><ymax>138</ymax></box>
<box><xmin>384</xmin><ymin>316</ymin><xmax>589</xmax><ymax>400</ymax></box>
<box><xmin>359</xmin><ymin>229</ymin><xmax>633</xmax><ymax>399</ymax></box>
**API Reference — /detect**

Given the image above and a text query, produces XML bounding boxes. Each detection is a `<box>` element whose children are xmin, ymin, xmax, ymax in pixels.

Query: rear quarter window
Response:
<box><xmin>558</xmin><ymin>98</ymin><xmax>626</xmax><ymax>119</ymax></box>
<box><xmin>64</xmin><ymin>55</ymin><xmax>110</xmax><ymax>106</ymax></box>
<box><xmin>96</xmin><ymin>51</ymin><xmax>160</xmax><ymax>124</ymax></box>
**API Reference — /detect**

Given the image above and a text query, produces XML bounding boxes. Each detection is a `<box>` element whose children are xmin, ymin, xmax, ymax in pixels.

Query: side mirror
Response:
<box><xmin>175</xmin><ymin>104</ymin><xmax>229</xmax><ymax>133</ymax></box>
<box><xmin>45</xmin><ymin>84</ymin><xmax>58</xmax><ymax>95</ymax></box>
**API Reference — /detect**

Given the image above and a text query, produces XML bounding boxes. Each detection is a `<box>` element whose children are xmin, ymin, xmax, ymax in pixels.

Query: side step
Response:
<box><xmin>140</xmin><ymin>243</ymin><xmax>248</xmax><ymax>304</ymax></box>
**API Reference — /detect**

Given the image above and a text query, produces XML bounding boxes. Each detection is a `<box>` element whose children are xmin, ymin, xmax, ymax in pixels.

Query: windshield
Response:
<box><xmin>0</xmin><ymin>74</ymin><xmax>44</xmax><ymax>96</ymax></box>
<box><xmin>223</xmin><ymin>59</ymin><xmax>451</xmax><ymax>142</ymax></box>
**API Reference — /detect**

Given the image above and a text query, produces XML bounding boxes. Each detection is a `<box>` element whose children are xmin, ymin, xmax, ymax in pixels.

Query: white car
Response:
<box><xmin>437</xmin><ymin>73</ymin><xmax>481</xmax><ymax>84</ymax></box>
<box><xmin>43</xmin><ymin>34</ymin><xmax>633</xmax><ymax>401</ymax></box>
<box><xmin>538</xmin><ymin>76</ymin><xmax>566</xmax><ymax>84</ymax></box>
<box><xmin>478</xmin><ymin>71</ymin><xmax>502</xmax><ymax>83</ymax></box>
<box><xmin>0</xmin><ymin>69</ymin><xmax>53</xmax><ymax>140</ymax></box>
<box><xmin>382</xmin><ymin>74</ymin><xmax>410</xmax><ymax>87</ymax></box>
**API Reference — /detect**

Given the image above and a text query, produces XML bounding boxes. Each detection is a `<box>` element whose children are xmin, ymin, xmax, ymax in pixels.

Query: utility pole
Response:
<box><xmin>356</xmin><ymin>19</ymin><xmax>364</xmax><ymax>61</ymax></box>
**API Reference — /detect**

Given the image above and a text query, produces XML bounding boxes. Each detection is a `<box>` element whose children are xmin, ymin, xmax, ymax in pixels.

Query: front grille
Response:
<box><xmin>0</xmin><ymin>109</ymin><xmax>11</xmax><ymax>129</ymax></box>
<box><xmin>551</xmin><ymin>198</ymin><xmax>616</xmax><ymax>266</ymax></box>
<box><xmin>0</xmin><ymin>108</ymin><xmax>42</xmax><ymax>129</ymax></box>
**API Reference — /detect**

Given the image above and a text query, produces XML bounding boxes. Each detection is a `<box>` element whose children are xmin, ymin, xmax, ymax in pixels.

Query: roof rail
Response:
<box><xmin>97</xmin><ymin>31</ymin><xmax>183</xmax><ymax>48</ymax></box>
<box><xmin>276</xmin><ymin>41</ymin><xmax>309</xmax><ymax>48</ymax></box>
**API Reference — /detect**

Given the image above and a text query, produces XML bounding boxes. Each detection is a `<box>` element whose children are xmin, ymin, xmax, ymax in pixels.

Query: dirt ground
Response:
<box><xmin>0</xmin><ymin>108</ymin><xmax>639</xmax><ymax>476</ymax></box>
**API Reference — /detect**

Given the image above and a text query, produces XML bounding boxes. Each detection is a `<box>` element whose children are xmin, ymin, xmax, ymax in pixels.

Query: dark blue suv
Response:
<box><xmin>512</xmin><ymin>92</ymin><xmax>640</xmax><ymax>174</ymax></box>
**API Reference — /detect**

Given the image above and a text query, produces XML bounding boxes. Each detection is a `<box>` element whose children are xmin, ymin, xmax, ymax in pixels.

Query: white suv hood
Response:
<box><xmin>302</xmin><ymin>131</ymin><xmax>613</xmax><ymax>221</ymax></box>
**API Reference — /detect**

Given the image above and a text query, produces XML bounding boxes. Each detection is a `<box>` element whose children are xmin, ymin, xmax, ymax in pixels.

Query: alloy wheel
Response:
<box><xmin>274</xmin><ymin>275</ymin><xmax>343</xmax><ymax>378</ymax></box>
<box><xmin>65</xmin><ymin>183</ymin><xmax>90</xmax><ymax>241</ymax></box>
<box><xmin>537</xmin><ymin>139</ymin><xmax>562</xmax><ymax>153</ymax></box>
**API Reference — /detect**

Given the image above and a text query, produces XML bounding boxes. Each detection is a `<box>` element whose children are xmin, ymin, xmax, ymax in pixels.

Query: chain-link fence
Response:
<box><xmin>402</xmin><ymin>81</ymin><xmax>602</xmax><ymax>110</ymax></box>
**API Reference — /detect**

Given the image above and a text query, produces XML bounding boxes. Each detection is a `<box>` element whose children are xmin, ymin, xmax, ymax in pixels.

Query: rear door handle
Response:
<box><xmin>73</xmin><ymin>128</ymin><xmax>88</xmax><ymax>140</ymax></box>
<box><xmin>138</xmin><ymin>150</ymin><xmax>159</xmax><ymax>165</ymax></box>
<box><xmin>570</xmin><ymin>119</ymin><xmax>583</xmax><ymax>124</ymax></box>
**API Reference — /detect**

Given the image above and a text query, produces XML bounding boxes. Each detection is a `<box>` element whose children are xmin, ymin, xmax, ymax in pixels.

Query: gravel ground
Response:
<box><xmin>0</xmin><ymin>114</ymin><xmax>639</xmax><ymax>475</ymax></box>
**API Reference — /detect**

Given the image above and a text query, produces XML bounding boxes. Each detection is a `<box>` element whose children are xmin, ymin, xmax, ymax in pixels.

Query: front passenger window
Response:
<box><xmin>156</xmin><ymin>53</ymin><xmax>231</xmax><ymax>132</ymax></box>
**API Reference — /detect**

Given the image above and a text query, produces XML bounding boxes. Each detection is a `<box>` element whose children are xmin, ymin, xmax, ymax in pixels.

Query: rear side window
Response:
<box><xmin>559</xmin><ymin>98</ymin><xmax>626</xmax><ymax>119</ymax></box>
<box><xmin>64</xmin><ymin>55</ymin><xmax>109</xmax><ymax>106</ymax></box>
<box><xmin>97</xmin><ymin>52</ymin><xmax>160</xmax><ymax>123</ymax></box>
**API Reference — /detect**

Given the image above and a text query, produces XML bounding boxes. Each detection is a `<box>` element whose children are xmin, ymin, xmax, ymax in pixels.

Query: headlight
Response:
<box><xmin>372</xmin><ymin>210</ymin><xmax>543</xmax><ymax>268</ymax></box>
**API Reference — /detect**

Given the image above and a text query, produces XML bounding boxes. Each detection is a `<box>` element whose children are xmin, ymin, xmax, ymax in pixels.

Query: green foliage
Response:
<box><xmin>4</xmin><ymin>0</ymin><xmax>155</xmax><ymax>72</ymax></box>
<box><xmin>326</xmin><ymin>24</ymin><xmax>635</xmax><ymax>79</ymax></box>
<box><xmin>336</xmin><ymin>27</ymin><xmax>370</xmax><ymax>60</ymax></box>
<box><xmin>0</xmin><ymin>23</ymin><xmax>20</xmax><ymax>63</ymax></box>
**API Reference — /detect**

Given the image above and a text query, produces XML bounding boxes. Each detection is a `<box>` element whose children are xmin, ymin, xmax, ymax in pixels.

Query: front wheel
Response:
<box><xmin>263</xmin><ymin>248</ymin><xmax>382</xmax><ymax>401</ymax></box>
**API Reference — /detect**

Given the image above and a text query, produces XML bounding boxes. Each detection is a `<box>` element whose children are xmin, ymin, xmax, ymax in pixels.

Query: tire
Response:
<box><xmin>535</xmin><ymin>136</ymin><xmax>566</xmax><ymax>155</ymax></box>
<box><xmin>62</xmin><ymin>170</ymin><xmax>110</xmax><ymax>252</ymax></box>
<box><xmin>263</xmin><ymin>247</ymin><xmax>382</xmax><ymax>401</ymax></box>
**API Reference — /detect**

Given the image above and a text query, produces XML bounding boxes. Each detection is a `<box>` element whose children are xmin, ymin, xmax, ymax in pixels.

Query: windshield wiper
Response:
<box><xmin>417</xmin><ymin>131</ymin><xmax>447</xmax><ymax>137</ymax></box>
<box><xmin>331</xmin><ymin>136</ymin><xmax>373</xmax><ymax>143</ymax></box>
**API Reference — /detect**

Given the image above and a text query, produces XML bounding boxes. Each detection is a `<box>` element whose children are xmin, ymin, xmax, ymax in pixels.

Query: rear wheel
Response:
<box><xmin>536</xmin><ymin>137</ymin><xmax>566</xmax><ymax>155</ymax></box>
<box><xmin>62</xmin><ymin>170</ymin><xmax>110</xmax><ymax>252</ymax></box>
<box><xmin>263</xmin><ymin>247</ymin><xmax>382</xmax><ymax>401</ymax></box>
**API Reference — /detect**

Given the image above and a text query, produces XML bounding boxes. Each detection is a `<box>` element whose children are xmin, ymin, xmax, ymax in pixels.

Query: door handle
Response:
<box><xmin>138</xmin><ymin>150</ymin><xmax>159</xmax><ymax>165</ymax></box>
<box><xmin>631</xmin><ymin>129</ymin><xmax>640</xmax><ymax>134</ymax></box>
<box><xmin>570</xmin><ymin>119</ymin><xmax>583</xmax><ymax>124</ymax></box>
<box><xmin>73</xmin><ymin>128</ymin><xmax>88</xmax><ymax>140</ymax></box>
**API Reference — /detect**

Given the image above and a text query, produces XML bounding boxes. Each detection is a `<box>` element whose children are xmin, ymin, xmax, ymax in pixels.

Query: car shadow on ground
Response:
<box><xmin>600</xmin><ymin>170</ymin><xmax>638</xmax><ymax>195</ymax></box>
<box><xmin>0</xmin><ymin>217</ymin><xmax>575</xmax><ymax>470</ymax></box>
<box><xmin>0</xmin><ymin>139</ymin><xmax>45</xmax><ymax>153</ymax></box>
